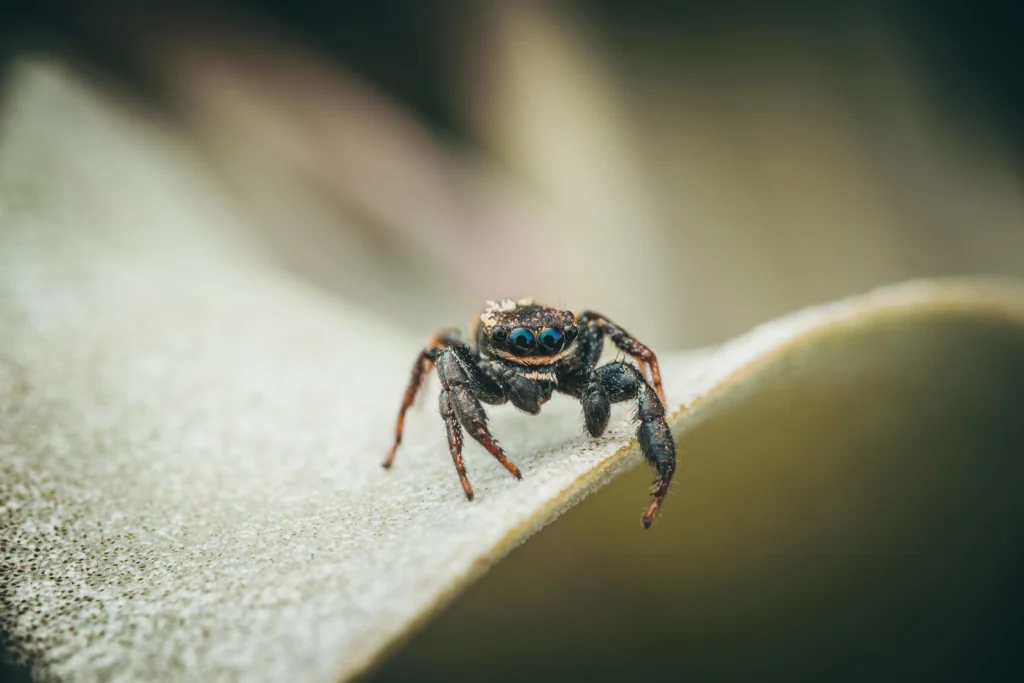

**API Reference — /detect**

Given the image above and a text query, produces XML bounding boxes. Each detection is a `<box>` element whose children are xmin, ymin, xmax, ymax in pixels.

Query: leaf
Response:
<box><xmin>2</xmin><ymin>60</ymin><xmax>1024</xmax><ymax>683</ymax></box>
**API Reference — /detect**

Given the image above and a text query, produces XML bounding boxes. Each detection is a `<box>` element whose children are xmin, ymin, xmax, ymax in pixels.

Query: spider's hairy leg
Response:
<box><xmin>383</xmin><ymin>329</ymin><xmax>459</xmax><ymax>468</ymax></box>
<box><xmin>439</xmin><ymin>389</ymin><xmax>474</xmax><ymax>500</ymax></box>
<box><xmin>447</xmin><ymin>345</ymin><xmax>505</xmax><ymax>405</ymax></box>
<box><xmin>578</xmin><ymin>311</ymin><xmax>666</xmax><ymax>404</ymax></box>
<box><xmin>574</xmin><ymin>312</ymin><xmax>605</xmax><ymax>369</ymax></box>
<box><xmin>583</xmin><ymin>361</ymin><xmax>676</xmax><ymax>529</ymax></box>
<box><xmin>436</xmin><ymin>348</ymin><xmax>522</xmax><ymax>484</ymax></box>
<box><xmin>383</xmin><ymin>352</ymin><xmax>435</xmax><ymax>468</ymax></box>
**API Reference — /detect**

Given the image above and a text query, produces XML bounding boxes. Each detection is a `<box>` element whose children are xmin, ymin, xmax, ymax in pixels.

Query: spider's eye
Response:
<box><xmin>507</xmin><ymin>327</ymin><xmax>535</xmax><ymax>355</ymax></box>
<box><xmin>492</xmin><ymin>326</ymin><xmax>508</xmax><ymax>341</ymax></box>
<box><xmin>537</xmin><ymin>327</ymin><xmax>565</xmax><ymax>354</ymax></box>
<box><xmin>563</xmin><ymin>325</ymin><xmax>578</xmax><ymax>343</ymax></box>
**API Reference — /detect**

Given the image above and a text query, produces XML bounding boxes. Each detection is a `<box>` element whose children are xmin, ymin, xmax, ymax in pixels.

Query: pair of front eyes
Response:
<box><xmin>493</xmin><ymin>325</ymin><xmax>578</xmax><ymax>356</ymax></box>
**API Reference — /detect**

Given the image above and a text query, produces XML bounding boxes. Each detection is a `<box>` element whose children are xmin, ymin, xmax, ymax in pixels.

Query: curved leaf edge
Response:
<box><xmin>349</xmin><ymin>276</ymin><xmax>1024</xmax><ymax>681</ymax></box>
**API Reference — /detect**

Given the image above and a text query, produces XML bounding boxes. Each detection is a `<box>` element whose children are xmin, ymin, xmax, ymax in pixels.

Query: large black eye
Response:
<box><xmin>537</xmin><ymin>327</ymin><xmax>565</xmax><ymax>354</ymax></box>
<box><xmin>507</xmin><ymin>328</ymin><xmax>535</xmax><ymax>355</ymax></box>
<box><xmin>563</xmin><ymin>325</ymin><xmax>578</xmax><ymax>343</ymax></box>
<box><xmin>492</xmin><ymin>326</ymin><xmax>508</xmax><ymax>341</ymax></box>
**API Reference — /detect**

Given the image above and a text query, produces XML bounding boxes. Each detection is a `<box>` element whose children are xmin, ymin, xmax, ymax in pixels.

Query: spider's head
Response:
<box><xmin>474</xmin><ymin>298</ymin><xmax>579</xmax><ymax>365</ymax></box>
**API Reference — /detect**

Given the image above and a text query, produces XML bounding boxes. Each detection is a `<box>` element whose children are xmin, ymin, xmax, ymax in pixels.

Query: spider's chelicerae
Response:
<box><xmin>384</xmin><ymin>298</ymin><xmax>676</xmax><ymax>528</ymax></box>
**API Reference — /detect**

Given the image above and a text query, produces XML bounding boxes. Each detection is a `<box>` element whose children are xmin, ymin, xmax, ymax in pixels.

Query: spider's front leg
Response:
<box><xmin>436</xmin><ymin>346</ymin><xmax>522</xmax><ymax>498</ymax></box>
<box><xmin>582</xmin><ymin>361</ymin><xmax>676</xmax><ymax>529</ymax></box>
<box><xmin>385</xmin><ymin>330</ymin><xmax>518</xmax><ymax>499</ymax></box>
<box><xmin>578</xmin><ymin>311</ymin><xmax>666</xmax><ymax>404</ymax></box>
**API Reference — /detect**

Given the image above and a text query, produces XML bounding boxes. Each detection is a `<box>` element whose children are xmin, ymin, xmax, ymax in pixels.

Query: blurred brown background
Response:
<box><xmin>2</xmin><ymin>2</ymin><xmax>1024</xmax><ymax>681</ymax></box>
<box><xmin>3</xmin><ymin>0</ymin><xmax>1023</xmax><ymax>348</ymax></box>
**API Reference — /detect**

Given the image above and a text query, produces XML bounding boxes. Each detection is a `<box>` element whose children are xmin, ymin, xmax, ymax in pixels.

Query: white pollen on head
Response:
<box><xmin>493</xmin><ymin>299</ymin><xmax>519</xmax><ymax>311</ymax></box>
<box><xmin>481</xmin><ymin>297</ymin><xmax>535</xmax><ymax>328</ymax></box>
<box><xmin>483</xmin><ymin>298</ymin><xmax>522</xmax><ymax>316</ymax></box>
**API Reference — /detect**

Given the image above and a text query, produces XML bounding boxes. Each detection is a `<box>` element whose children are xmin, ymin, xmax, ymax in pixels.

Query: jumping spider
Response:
<box><xmin>384</xmin><ymin>298</ymin><xmax>676</xmax><ymax>528</ymax></box>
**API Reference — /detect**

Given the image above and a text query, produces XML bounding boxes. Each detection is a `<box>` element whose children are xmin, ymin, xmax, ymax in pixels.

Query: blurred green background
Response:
<box><xmin>2</xmin><ymin>2</ymin><xmax>1024</xmax><ymax>681</ymax></box>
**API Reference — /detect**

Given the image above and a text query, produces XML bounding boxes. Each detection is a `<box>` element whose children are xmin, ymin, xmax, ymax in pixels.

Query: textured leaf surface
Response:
<box><xmin>2</xmin><ymin>62</ymin><xmax>1024</xmax><ymax>682</ymax></box>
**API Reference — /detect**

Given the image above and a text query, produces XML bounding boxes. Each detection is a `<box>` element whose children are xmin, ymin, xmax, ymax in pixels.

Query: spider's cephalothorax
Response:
<box><xmin>383</xmin><ymin>298</ymin><xmax>676</xmax><ymax>529</ymax></box>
